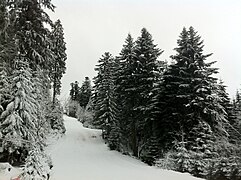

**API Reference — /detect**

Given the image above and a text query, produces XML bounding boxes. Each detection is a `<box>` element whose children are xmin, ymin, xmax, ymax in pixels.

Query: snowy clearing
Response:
<box><xmin>47</xmin><ymin>115</ymin><xmax>202</xmax><ymax>180</ymax></box>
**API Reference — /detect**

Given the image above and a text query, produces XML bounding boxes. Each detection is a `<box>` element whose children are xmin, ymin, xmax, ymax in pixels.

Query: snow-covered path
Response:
<box><xmin>48</xmin><ymin>115</ymin><xmax>202</xmax><ymax>180</ymax></box>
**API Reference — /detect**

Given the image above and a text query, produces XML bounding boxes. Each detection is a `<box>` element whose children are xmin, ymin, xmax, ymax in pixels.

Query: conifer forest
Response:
<box><xmin>0</xmin><ymin>0</ymin><xmax>241</xmax><ymax>180</ymax></box>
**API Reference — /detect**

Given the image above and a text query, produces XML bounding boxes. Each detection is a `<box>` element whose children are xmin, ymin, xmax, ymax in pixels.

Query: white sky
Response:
<box><xmin>48</xmin><ymin>0</ymin><xmax>241</xmax><ymax>100</ymax></box>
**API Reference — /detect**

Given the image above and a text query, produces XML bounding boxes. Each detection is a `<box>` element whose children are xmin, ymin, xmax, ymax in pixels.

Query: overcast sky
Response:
<box><xmin>49</xmin><ymin>0</ymin><xmax>241</xmax><ymax>100</ymax></box>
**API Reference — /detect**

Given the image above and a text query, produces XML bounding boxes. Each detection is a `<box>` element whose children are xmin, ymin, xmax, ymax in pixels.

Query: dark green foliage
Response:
<box><xmin>140</xmin><ymin>135</ymin><xmax>159</xmax><ymax>166</ymax></box>
<box><xmin>68</xmin><ymin>77</ymin><xmax>92</xmax><ymax>118</ymax></box>
<box><xmin>70</xmin><ymin>81</ymin><xmax>80</xmax><ymax>101</ymax></box>
<box><xmin>113</xmin><ymin>29</ymin><xmax>163</xmax><ymax>157</ymax></box>
<box><xmin>91</xmin><ymin>27</ymin><xmax>240</xmax><ymax>179</ymax></box>
<box><xmin>0</xmin><ymin>1</ymin><xmax>66</xmax><ymax>177</ymax></box>
<box><xmin>114</xmin><ymin>33</ymin><xmax>136</xmax><ymax>154</ymax></box>
<box><xmin>78</xmin><ymin>77</ymin><xmax>92</xmax><ymax>108</ymax></box>
<box><xmin>9</xmin><ymin>0</ymin><xmax>54</xmax><ymax>71</ymax></box>
<box><xmin>46</xmin><ymin>100</ymin><xmax>66</xmax><ymax>134</ymax></box>
<box><xmin>92</xmin><ymin>52</ymin><xmax>117</xmax><ymax>140</ymax></box>
<box><xmin>0</xmin><ymin>1</ymin><xmax>16</xmax><ymax>115</ymax></box>
<box><xmin>50</xmin><ymin>19</ymin><xmax>67</xmax><ymax>105</ymax></box>
<box><xmin>154</xmin><ymin>27</ymin><xmax>227</xmax><ymax>152</ymax></box>
<box><xmin>231</xmin><ymin>91</ymin><xmax>241</xmax><ymax>143</ymax></box>
<box><xmin>0</xmin><ymin>60</ymin><xmax>38</xmax><ymax>164</ymax></box>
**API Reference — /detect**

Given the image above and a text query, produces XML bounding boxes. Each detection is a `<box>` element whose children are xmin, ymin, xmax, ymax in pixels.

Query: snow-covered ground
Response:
<box><xmin>0</xmin><ymin>163</ymin><xmax>21</xmax><ymax>180</ymax></box>
<box><xmin>47</xmin><ymin>115</ymin><xmax>202</xmax><ymax>180</ymax></box>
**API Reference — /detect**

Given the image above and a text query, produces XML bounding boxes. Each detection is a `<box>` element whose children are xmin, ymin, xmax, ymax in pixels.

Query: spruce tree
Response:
<box><xmin>114</xmin><ymin>34</ymin><xmax>135</xmax><ymax>153</ymax></box>
<box><xmin>50</xmin><ymin>19</ymin><xmax>67</xmax><ymax>105</ymax></box>
<box><xmin>78</xmin><ymin>77</ymin><xmax>92</xmax><ymax>108</ymax></box>
<box><xmin>155</xmin><ymin>27</ymin><xmax>227</xmax><ymax>152</ymax></box>
<box><xmin>69</xmin><ymin>81</ymin><xmax>80</xmax><ymax>117</ymax></box>
<box><xmin>114</xmin><ymin>29</ymin><xmax>163</xmax><ymax>158</ymax></box>
<box><xmin>232</xmin><ymin>90</ymin><xmax>241</xmax><ymax>143</ymax></box>
<box><xmin>92</xmin><ymin>52</ymin><xmax>117</xmax><ymax>140</ymax></box>
<box><xmin>0</xmin><ymin>60</ymin><xmax>39</xmax><ymax>164</ymax></box>
<box><xmin>9</xmin><ymin>0</ymin><xmax>55</xmax><ymax>71</ymax></box>
<box><xmin>0</xmin><ymin>0</ymin><xmax>16</xmax><ymax>115</ymax></box>
<box><xmin>132</xmin><ymin>28</ymin><xmax>163</xmax><ymax>159</ymax></box>
<box><xmin>70</xmin><ymin>81</ymin><xmax>80</xmax><ymax>101</ymax></box>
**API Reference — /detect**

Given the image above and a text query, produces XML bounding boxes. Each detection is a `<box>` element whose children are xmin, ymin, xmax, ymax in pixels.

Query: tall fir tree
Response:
<box><xmin>0</xmin><ymin>60</ymin><xmax>39</xmax><ymax>164</ymax></box>
<box><xmin>78</xmin><ymin>77</ymin><xmax>92</xmax><ymax>108</ymax></box>
<box><xmin>114</xmin><ymin>29</ymin><xmax>163</xmax><ymax>158</ymax></box>
<box><xmin>0</xmin><ymin>0</ymin><xmax>16</xmax><ymax>116</ymax></box>
<box><xmin>155</xmin><ymin>27</ymin><xmax>228</xmax><ymax>158</ymax></box>
<box><xmin>132</xmin><ymin>28</ymin><xmax>162</xmax><ymax>159</ymax></box>
<box><xmin>70</xmin><ymin>81</ymin><xmax>80</xmax><ymax>101</ymax></box>
<box><xmin>50</xmin><ymin>19</ymin><xmax>67</xmax><ymax>105</ymax></box>
<box><xmin>0</xmin><ymin>2</ymin><xmax>66</xmax><ymax>176</ymax></box>
<box><xmin>9</xmin><ymin>0</ymin><xmax>55</xmax><ymax>71</ymax></box>
<box><xmin>114</xmin><ymin>34</ymin><xmax>135</xmax><ymax>153</ymax></box>
<box><xmin>92</xmin><ymin>52</ymin><xmax>117</xmax><ymax>141</ymax></box>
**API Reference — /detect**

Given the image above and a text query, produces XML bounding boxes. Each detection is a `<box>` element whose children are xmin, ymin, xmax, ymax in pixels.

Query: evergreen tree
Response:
<box><xmin>0</xmin><ymin>1</ymin><xmax>66</xmax><ymax>179</ymax></box>
<box><xmin>20</xmin><ymin>146</ymin><xmax>52</xmax><ymax>180</ymax></box>
<box><xmin>114</xmin><ymin>33</ymin><xmax>135</xmax><ymax>153</ymax></box>
<box><xmin>0</xmin><ymin>0</ymin><xmax>16</xmax><ymax>116</ymax></box>
<box><xmin>33</xmin><ymin>68</ymin><xmax>52</xmax><ymax>143</ymax></box>
<box><xmin>132</xmin><ymin>28</ymin><xmax>163</xmax><ymax>159</ymax></box>
<box><xmin>9</xmin><ymin>0</ymin><xmax>55</xmax><ymax>71</ymax></box>
<box><xmin>50</xmin><ymin>19</ymin><xmax>67</xmax><ymax>105</ymax></box>
<box><xmin>92</xmin><ymin>52</ymin><xmax>117</xmax><ymax>140</ymax></box>
<box><xmin>69</xmin><ymin>81</ymin><xmax>80</xmax><ymax>117</ymax></box>
<box><xmin>114</xmin><ymin>29</ymin><xmax>163</xmax><ymax>158</ymax></box>
<box><xmin>0</xmin><ymin>60</ymin><xmax>39</xmax><ymax>164</ymax></box>
<box><xmin>216</xmin><ymin>80</ymin><xmax>239</xmax><ymax>144</ymax></box>
<box><xmin>45</xmin><ymin>99</ymin><xmax>66</xmax><ymax>134</ymax></box>
<box><xmin>78</xmin><ymin>77</ymin><xmax>92</xmax><ymax>108</ymax></box>
<box><xmin>232</xmin><ymin>90</ymin><xmax>241</xmax><ymax>143</ymax></box>
<box><xmin>70</xmin><ymin>81</ymin><xmax>80</xmax><ymax>101</ymax></box>
<box><xmin>155</xmin><ymin>27</ymin><xmax>227</xmax><ymax>152</ymax></box>
<box><xmin>187</xmin><ymin>121</ymin><xmax>217</xmax><ymax>177</ymax></box>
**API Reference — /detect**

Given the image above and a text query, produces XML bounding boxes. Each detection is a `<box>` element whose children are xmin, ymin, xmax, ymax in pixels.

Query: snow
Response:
<box><xmin>47</xmin><ymin>115</ymin><xmax>203</xmax><ymax>180</ymax></box>
<box><xmin>0</xmin><ymin>163</ymin><xmax>21</xmax><ymax>180</ymax></box>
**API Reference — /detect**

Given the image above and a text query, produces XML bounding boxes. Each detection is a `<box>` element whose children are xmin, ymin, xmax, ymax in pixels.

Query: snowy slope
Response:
<box><xmin>47</xmin><ymin>115</ymin><xmax>203</xmax><ymax>180</ymax></box>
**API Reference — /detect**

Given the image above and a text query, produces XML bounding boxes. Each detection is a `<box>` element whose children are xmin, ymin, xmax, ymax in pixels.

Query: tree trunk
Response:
<box><xmin>131</xmin><ymin>118</ymin><xmax>138</xmax><ymax>157</ymax></box>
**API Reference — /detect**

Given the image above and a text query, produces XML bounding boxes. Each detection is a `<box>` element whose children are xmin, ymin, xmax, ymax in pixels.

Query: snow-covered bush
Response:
<box><xmin>68</xmin><ymin>100</ymin><xmax>79</xmax><ymax>118</ymax></box>
<box><xmin>155</xmin><ymin>151</ymin><xmax>176</xmax><ymax>170</ymax></box>
<box><xmin>208</xmin><ymin>141</ymin><xmax>241</xmax><ymax>180</ymax></box>
<box><xmin>46</xmin><ymin>100</ymin><xmax>66</xmax><ymax>134</ymax></box>
<box><xmin>20</xmin><ymin>147</ymin><xmax>52</xmax><ymax>180</ymax></box>
<box><xmin>76</xmin><ymin>101</ymin><xmax>94</xmax><ymax>128</ymax></box>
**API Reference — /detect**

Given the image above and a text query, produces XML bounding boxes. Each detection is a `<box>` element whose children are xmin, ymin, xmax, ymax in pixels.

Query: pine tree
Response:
<box><xmin>232</xmin><ymin>90</ymin><xmax>241</xmax><ymax>143</ymax></box>
<box><xmin>20</xmin><ymin>146</ymin><xmax>52</xmax><ymax>180</ymax></box>
<box><xmin>156</xmin><ymin>27</ymin><xmax>227</xmax><ymax>152</ymax></box>
<box><xmin>32</xmin><ymin>68</ymin><xmax>52</xmax><ymax>144</ymax></box>
<box><xmin>92</xmin><ymin>52</ymin><xmax>117</xmax><ymax>140</ymax></box>
<box><xmin>188</xmin><ymin>121</ymin><xmax>217</xmax><ymax>177</ymax></box>
<box><xmin>0</xmin><ymin>60</ymin><xmax>39</xmax><ymax>164</ymax></box>
<box><xmin>78</xmin><ymin>77</ymin><xmax>92</xmax><ymax>108</ymax></box>
<box><xmin>70</xmin><ymin>81</ymin><xmax>80</xmax><ymax>101</ymax></box>
<box><xmin>132</xmin><ymin>28</ymin><xmax>163</xmax><ymax>159</ymax></box>
<box><xmin>113</xmin><ymin>29</ymin><xmax>163</xmax><ymax>158</ymax></box>
<box><xmin>9</xmin><ymin>0</ymin><xmax>55</xmax><ymax>71</ymax></box>
<box><xmin>216</xmin><ymin>80</ymin><xmax>240</xmax><ymax>145</ymax></box>
<box><xmin>114</xmin><ymin>33</ymin><xmax>135</xmax><ymax>153</ymax></box>
<box><xmin>69</xmin><ymin>81</ymin><xmax>80</xmax><ymax>117</ymax></box>
<box><xmin>46</xmin><ymin>99</ymin><xmax>66</xmax><ymax>134</ymax></box>
<box><xmin>50</xmin><ymin>19</ymin><xmax>67</xmax><ymax>105</ymax></box>
<box><xmin>0</xmin><ymin>0</ymin><xmax>16</xmax><ymax>116</ymax></box>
